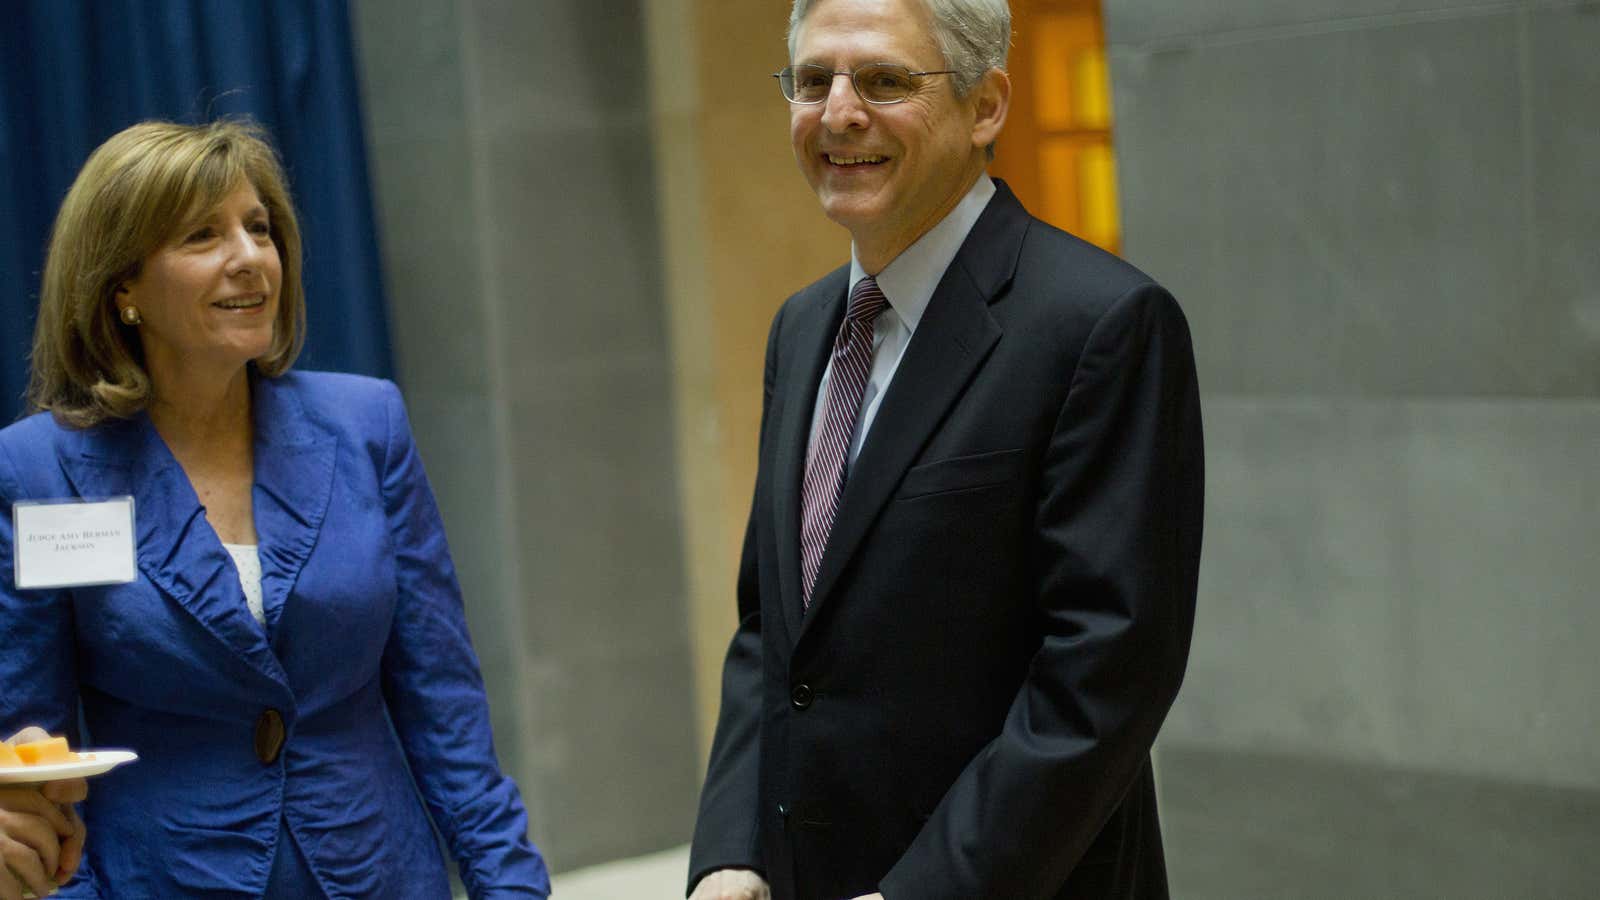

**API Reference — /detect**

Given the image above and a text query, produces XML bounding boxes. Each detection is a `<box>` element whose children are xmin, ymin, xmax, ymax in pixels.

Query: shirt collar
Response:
<box><xmin>849</xmin><ymin>173</ymin><xmax>996</xmax><ymax>334</ymax></box>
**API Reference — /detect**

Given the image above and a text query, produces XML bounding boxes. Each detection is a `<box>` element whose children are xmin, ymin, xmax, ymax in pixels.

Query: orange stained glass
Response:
<box><xmin>1077</xmin><ymin>142</ymin><xmax>1120</xmax><ymax>247</ymax></box>
<box><xmin>1037</xmin><ymin>139</ymin><xmax>1082</xmax><ymax>232</ymax></box>
<box><xmin>1032</xmin><ymin>13</ymin><xmax>1111</xmax><ymax>130</ymax></box>
<box><xmin>992</xmin><ymin>0</ymin><xmax>1120</xmax><ymax>254</ymax></box>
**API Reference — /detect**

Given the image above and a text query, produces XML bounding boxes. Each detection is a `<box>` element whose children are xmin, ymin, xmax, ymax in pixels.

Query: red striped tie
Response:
<box><xmin>800</xmin><ymin>275</ymin><xmax>888</xmax><ymax>610</ymax></box>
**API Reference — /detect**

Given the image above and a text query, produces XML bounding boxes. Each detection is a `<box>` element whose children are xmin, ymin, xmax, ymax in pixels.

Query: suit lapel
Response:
<box><xmin>796</xmin><ymin>183</ymin><xmax>1029</xmax><ymax>642</ymax></box>
<box><xmin>772</xmin><ymin>266</ymin><xmax>850</xmax><ymax>645</ymax></box>
<box><xmin>249</xmin><ymin>375</ymin><xmax>338</xmax><ymax>646</ymax></box>
<box><xmin>58</xmin><ymin>413</ymin><xmax>291</xmax><ymax>690</ymax></box>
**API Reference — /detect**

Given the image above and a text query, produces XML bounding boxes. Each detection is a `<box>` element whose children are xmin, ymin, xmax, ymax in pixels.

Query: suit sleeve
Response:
<box><xmin>0</xmin><ymin>442</ymin><xmax>106</xmax><ymax>899</ymax></box>
<box><xmin>881</xmin><ymin>282</ymin><xmax>1205</xmax><ymax>899</ymax></box>
<box><xmin>375</xmin><ymin>382</ymin><xmax>551</xmax><ymax>900</ymax></box>
<box><xmin>686</xmin><ymin>303</ymin><xmax>787</xmax><ymax>895</ymax></box>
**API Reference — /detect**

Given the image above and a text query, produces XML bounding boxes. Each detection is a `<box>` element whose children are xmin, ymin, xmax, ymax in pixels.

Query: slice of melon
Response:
<box><xmin>14</xmin><ymin>736</ymin><xmax>73</xmax><ymax>765</ymax></box>
<box><xmin>0</xmin><ymin>741</ymin><xmax>22</xmax><ymax>767</ymax></box>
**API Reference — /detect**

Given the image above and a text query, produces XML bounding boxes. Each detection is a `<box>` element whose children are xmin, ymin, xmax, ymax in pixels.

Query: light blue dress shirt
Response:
<box><xmin>807</xmin><ymin>174</ymin><xmax>997</xmax><ymax>465</ymax></box>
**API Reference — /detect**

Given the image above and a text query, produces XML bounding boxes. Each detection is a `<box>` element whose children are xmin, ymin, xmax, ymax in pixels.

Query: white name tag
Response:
<box><xmin>13</xmin><ymin>497</ymin><xmax>138</xmax><ymax>590</ymax></box>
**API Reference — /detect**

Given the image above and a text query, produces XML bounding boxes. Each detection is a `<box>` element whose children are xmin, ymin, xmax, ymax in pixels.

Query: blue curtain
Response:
<box><xmin>0</xmin><ymin>0</ymin><xmax>393</xmax><ymax>420</ymax></box>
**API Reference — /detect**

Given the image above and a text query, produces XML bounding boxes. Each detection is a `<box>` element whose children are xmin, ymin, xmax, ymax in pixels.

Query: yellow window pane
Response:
<box><xmin>1038</xmin><ymin>138</ymin><xmax>1083</xmax><ymax>236</ymax></box>
<box><xmin>1072</xmin><ymin>45</ymin><xmax>1112</xmax><ymax>129</ymax></box>
<box><xmin>1078</xmin><ymin>142</ymin><xmax>1121</xmax><ymax>251</ymax></box>
<box><xmin>1032</xmin><ymin>13</ymin><xmax>1101</xmax><ymax>131</ymax></box>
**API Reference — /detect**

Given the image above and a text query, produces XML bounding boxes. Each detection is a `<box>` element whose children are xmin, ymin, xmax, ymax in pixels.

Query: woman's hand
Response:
<box><xmin>1</xmin><ymin>727</ymin><xmax>89</xmax><ymax>899</ymax></box>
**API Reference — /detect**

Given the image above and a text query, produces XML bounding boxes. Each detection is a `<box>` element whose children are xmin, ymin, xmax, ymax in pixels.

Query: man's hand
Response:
<box><xmin>2</xmin><ymin>727</ymin><xmax>89</xmax><ymax>899</ymax></box>
<box><xmin>689</xmin><ymin>867</ymin><xmax>770</xmax><ymax>900</ymax></box>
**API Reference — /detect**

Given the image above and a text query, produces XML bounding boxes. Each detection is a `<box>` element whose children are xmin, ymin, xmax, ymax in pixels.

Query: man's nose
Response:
<box><xmin>820</xmin><ymin>72</ymin><xmax>869</xmax><ymax>131</ymax></box>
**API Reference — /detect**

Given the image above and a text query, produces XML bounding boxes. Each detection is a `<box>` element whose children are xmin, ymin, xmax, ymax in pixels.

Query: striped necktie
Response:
<box><xmin>800</xmin><ymin>275</ymin><xmax>888</xmax><ymax>610</ymax></box>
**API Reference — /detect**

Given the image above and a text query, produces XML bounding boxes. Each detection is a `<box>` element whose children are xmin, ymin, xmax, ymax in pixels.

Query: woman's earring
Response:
<box><xmin>120</xmin><ymin>305</ymin><xmax>142</xmax><ymax>325</ymax></box>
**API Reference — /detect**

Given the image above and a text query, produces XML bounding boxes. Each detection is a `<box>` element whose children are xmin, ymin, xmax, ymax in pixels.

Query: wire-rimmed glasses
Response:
<box><xmin>774</xmin><ymin>63</ymin><xmax>957</xmax><ymax>105</ymax></box>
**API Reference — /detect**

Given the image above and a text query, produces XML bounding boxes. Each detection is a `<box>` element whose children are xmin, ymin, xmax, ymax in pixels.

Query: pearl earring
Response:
<box><xmin>120</xmin><ymin>306</ymin><xmax>142</xmax><ymax>325</ymax></box>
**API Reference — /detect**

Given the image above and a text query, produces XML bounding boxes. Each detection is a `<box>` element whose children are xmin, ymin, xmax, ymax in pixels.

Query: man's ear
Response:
<box><xmin>970</xmin><ymin>66</ymin><xmax>1011</xmax><ymax>150</ymax></box>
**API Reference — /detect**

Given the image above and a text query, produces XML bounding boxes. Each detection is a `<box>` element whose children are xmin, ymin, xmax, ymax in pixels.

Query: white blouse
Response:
<box><xmin>222</xmin><ymin>543</ymin><xmax>265</xmax><ymax>628</ymax></box>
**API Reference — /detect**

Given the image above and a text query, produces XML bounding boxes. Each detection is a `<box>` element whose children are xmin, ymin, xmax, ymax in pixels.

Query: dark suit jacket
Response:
<box><xmin>689</xmin><ymin>182</ymin><xmax>1204</xmax><ymax>900</ymax></box>
<box><xmin>0</xmin><ymin>371</ymin><xmax>548</xmax><ymax>898</ymax></box>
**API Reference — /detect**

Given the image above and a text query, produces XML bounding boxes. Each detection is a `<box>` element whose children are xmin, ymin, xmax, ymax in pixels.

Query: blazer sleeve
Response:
<box><xmin>0</xmin><ymin>441</ymin><xmax>106</xmax><ymax>899</ymax></box>
<box><xmin>374</xmin><ymin>382</ymin><xmax>551</xmax><ymax>900</ymax></box>
<box><xmin>686</xmin><ymin>303</ymin><xmax>787</xmax><ymax>895</ymax></box>
<box><xmin>881</xmin><ymin>282</ymin><xmax>1205</xmax><ymax>899</ymax></box>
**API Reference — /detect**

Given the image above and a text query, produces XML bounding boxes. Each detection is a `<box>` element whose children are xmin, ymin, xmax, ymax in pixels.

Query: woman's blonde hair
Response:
<box><xmin>27</xmin><ymin>119</ymin><xmax>304</xmax><ymax>427</ymax></box>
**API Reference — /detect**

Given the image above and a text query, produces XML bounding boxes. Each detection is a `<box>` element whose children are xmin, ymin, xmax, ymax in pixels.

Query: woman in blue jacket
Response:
<box><xmin>0</xmin><ymin>120</ymin><xmax>550</xmax><ymax>898</ymax></box>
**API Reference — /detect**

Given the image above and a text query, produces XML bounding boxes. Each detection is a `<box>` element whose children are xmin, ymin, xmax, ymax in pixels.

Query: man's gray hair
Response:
<box><xmin>788</xmin><ymin>0</ymin><xmax>1011</xmax><ymax>96</ymax></box>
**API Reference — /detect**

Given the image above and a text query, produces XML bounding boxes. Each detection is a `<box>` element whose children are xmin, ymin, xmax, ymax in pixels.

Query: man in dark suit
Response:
<box><xmin>688</xmin><ymin>1</ymin><xmax>1203</xmax><ymax>898</ymax></box>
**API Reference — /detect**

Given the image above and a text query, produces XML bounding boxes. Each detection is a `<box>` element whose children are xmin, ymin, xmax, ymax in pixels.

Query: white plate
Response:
<box><xmin>0</xmin><ymin>749</ymin><xmax>138</xmax><ymax>783</ymax></box>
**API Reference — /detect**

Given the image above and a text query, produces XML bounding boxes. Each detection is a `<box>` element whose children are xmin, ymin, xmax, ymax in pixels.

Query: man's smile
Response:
<box><xmin>825</xmin><ymin>153</ymin><xmax>889</xmax><ymax>167</ymax></box>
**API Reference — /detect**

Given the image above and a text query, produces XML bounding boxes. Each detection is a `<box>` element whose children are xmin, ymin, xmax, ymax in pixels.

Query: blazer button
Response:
<box><xmin>790</xmin><ymin>683</ymin><xmax>814</xmax><ymax>710</ymax></box>
<box><xmin>254</xmin><ymin>709</ymin><xmax>285</xmax><ymax>764</ymax></box>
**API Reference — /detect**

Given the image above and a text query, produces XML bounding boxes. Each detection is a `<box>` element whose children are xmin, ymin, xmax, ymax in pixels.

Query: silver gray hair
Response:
<box><xmin>787</xmin><ymin>0</ymin><xmax>1012</xmax><ymax>96</ymax></box>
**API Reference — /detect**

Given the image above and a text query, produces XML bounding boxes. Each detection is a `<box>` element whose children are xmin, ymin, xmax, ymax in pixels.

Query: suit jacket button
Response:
<box><xmin>254</xmin><ymin>708</ymin><xmax>285</xmax><ymax>764</ymax></box>
<box><xmin>790</xmin><ymin>683</ymin><xmax>814</xmax><ymax>710</ymax></box>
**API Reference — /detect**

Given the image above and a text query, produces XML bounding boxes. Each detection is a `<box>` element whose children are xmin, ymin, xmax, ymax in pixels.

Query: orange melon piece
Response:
<box><xmin>14</xmin><ymin>736</ymin><xmax>73</xmax><ymax>765</ymax></box>
<box><xmin>0</xmin><ymin>742</ymin><xmax>21</xmax><ymax>767</ymax></box>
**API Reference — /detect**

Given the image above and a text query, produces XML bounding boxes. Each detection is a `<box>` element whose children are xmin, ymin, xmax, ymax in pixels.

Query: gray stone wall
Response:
<box><xmin>1105</xmin><ymin>1</ymin><xmax>1600</xmax><ymax>788</ymax></box>
<box><xmin>350</xmin><ymin>0</ymin><xmax>701</xmax><ymax>871</ymax></box>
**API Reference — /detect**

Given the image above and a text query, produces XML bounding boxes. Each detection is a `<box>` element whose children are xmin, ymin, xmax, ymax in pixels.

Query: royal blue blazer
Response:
<box><xmin>0</xmin><ymin>371</ymin><xmax>550</xmax><ymax>898</ymax></box>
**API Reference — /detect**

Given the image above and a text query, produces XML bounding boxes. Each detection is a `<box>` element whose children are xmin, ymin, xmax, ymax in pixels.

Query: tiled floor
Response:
<box><xmin>544</xmin><ymin>745</ymin><xmax>1600</xmax><ymax>899</ymax></box>
<box><xmin>552</xmin><ymin>844</ymin><xmax>690</xmax><ymax>899</ymax></box>
<box><xmin>1159</xmin><ymin>745</ymin><xmax>1600</xmax><ymax>899</ymax></box>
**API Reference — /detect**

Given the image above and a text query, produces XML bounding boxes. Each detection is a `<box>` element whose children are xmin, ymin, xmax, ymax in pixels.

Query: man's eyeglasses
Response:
<box><xmin>774</xmin><ymin>64</ymin><xmax>957</xmax><ymax>105</ymax></box>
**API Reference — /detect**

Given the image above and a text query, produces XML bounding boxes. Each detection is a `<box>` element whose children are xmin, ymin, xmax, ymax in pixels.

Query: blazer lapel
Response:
<box><xmin>249</xmin><ymin>375</ymin><xmax>338</xmax><ymax>645</ymax></box>
<box><xmin>797</xmin><ymin>183</ymin><xmax>1029</xmax><ymax>641</ymax></box>
<box><xmin>772</xmin><ymin>266</ymin><xmax>850</xmax><ymax>645</ymax></box>
<box><xmin>58</xmin><ymin>415</ymin><xmax>291</xmax><ymax>690</ymax></box>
